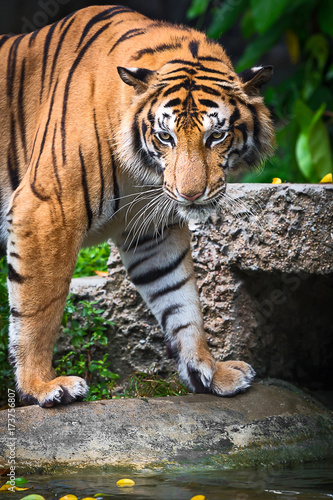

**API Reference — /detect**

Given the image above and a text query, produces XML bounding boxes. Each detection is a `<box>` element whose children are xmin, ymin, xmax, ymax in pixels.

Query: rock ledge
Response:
<box><xmin>0</xmin><ymin>380</ymin><xmax>332</xmax><ymax>474</ymax></box>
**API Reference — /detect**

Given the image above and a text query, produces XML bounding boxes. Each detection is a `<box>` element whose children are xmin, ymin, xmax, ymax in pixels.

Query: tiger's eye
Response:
<box><xmin>212</xmin><ymin>131</ymin><xmax>223</xmax><ymax>139</ymax></box>
<box><xmin>159</xmin><ymin>132</ymin><xmax>171</xmax><ymax>141</ymax></box>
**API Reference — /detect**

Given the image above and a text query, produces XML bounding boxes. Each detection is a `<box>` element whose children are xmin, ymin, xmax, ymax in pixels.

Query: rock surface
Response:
<box><xmin>64</xmin><ymin>184</ymin><xmax>333</xmax><ymax>389</ymax></box>
<box><xmin>0</xmin><ymin>380</ymin><xmax>332</xmax><ymax>473</ymax></box>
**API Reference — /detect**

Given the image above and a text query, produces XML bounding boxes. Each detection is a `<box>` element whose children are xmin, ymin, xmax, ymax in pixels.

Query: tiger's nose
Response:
<box><xmin>179</xmin><ymin>191</ymin><xmax>203</xmax><ymax>202</ymax></box>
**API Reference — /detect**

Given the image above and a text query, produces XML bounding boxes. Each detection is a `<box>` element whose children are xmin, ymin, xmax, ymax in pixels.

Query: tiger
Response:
<box><xmin>0</xmin><ymin>5</ymin><xmax>274</xmax><ymax>407</ymax></box>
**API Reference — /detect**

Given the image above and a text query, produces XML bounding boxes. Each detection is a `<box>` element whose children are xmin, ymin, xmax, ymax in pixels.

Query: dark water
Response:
<box><xmin>3</xmin><ymin>462</ymin><xmax>333</xmax><ymax>500</ymax></box>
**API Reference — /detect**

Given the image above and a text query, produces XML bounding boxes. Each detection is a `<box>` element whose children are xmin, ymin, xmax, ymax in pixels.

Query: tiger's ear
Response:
<box><xmin>117</xmin><ymin>67</ymin><xmax>155</xmax><ymax>93</ymax></box>
<box><xmin>238</xmin><ymin>65</ymin><xmax>273</xmax><ymax>96</ymax></box>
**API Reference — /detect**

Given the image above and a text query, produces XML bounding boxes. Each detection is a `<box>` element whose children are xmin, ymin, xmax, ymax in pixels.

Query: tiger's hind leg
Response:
<box><xmin>7</xmin><ymin>185</ymin><xmax>89</xmax><ymax>407</ymax></box>
<box><xmin>119</xmin><ymin>224</ymin><xmax>255</xmax><ymax>396</ymax></box>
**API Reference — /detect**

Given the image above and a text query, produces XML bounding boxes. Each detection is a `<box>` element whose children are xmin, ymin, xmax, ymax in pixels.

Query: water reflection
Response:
<box><xmin>7</xmin><ymin>462</ymin><xmax>332</xmax><ymax>500</ymax></box>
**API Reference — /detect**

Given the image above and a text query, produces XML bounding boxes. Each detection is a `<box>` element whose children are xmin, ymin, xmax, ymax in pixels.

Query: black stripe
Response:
<box><xmin>52</xmin><ymin>124</ymin><xmax>61</xmax><ymax>193</ymax></box>
<box><xmin>8</xmin><ymin>264</ymin><xmax>24</xmax><ymax>283</ymax></box>
<box><xmin>229</xmin><ymin>106</ymin><xmax>240</xmax><ymax>126</ymax></box>
<box><xmin>167</xmin><ymin>59</ymin><xmax>198</xmax><ymax>67</ymax></box>
<box><xmin>195</xmin><ymin>75</ymin><xmax>228</xmax><ymax>82</ymax></box>
<box><xmin>77</xmin><ymin>6</ymin><xmax>131</xmax><ymax>49</ymax></box>
<box><xmin>79</xmin><ymin>147</ymin><xmax>93</xmax><ymax>230</ymax></box>
<box><xmin>51</xmin><ymin>124</ymin><xmax>66</xmax><ymax>223</ymax></box>
<box><xmin>162</xmin><ymin>75</ymin><xmax>188</xmax><ymax>82</ymax></box>
<box><xmin>93</xmin><ymin>110</ymin><xmax>104</xmax><ymax>216</ymax></box>
<box><xmin>59</xmin><ymin>11</ymin><xmax>77</xmax><ymax>30</ymax></box>
<box><xmin>235</xmin><ymin>122</ymin><xmax>248</xmax><ymax>150</ymax></box>
<box><xmin>62</xmin><ymin>22</ymin><xmax>111</xmax><ymax>164</ymax></box>
<box><xmin>7</xmin><ymin>116</ymin><xmax>20</xmax><ymax>191</ymax></box>
<box><xmin>40</xmin><ymin>21</ymin><xmax>58</xmax><ymax>103</ymax></box>
<box><xmin>9</xmin><ymin>252</ymin><xmax>20</xmax><ymax>259</ymax></box>
<box><xmin>107</xmin><ymin>140</ymin><xmax>119</xmax><ymax>214</ymax></box>
<box><xmin>17</xmin><ymin>58</ymin><xmax>27</xmax><ymax>162</ymax></box>
<box><xmin>161</xmin><ymin>305</ymin><xmax>182</xmax><ymax>331</ymax></box>
<box><xmin>166</xmin><ymin>66</ymin><xmax>197</xmax><ymax>76</ymax></box>
<box><xmin>108</xmin><ymin>28</ymin><xmax>145</xmax><ymax>55</ymax></box>
<box><xmin>123</xmin><ymin>232</ymin><xmax>157</xmax><ymax>252</ymax></box>
<box><xmin>198</xmin><ymin>56</ymin><xmax>224</xmax><ymax>63</ymax></box>
<box><xmin>123</xmin><ymin>231</ymin><xmax>166</xmax><ymax>253</ymax></box>
<box><xmin>127</xmin><ymin>251</ymin><xmax>158</xmax><ymax>275</ymax></box>
<box><xmin>29</xmin><ymin>29</ymin><xmax>40</xmax><ymax>47</ymax></box>
<box><xmin>164</xmin><ymin>98</ymin><xmax>181</xmax><ymax>107</ymax></box>
<box><xmin>113</xmin><ymin>162</ymin><xmax>120</xmax><ymax>214</ymax></box>
<box><xmin>248</xmin><ymin>103</ymin><xmax>261</xmax><ymax>145</ymax></box>
<box><xmin>10</xmin><ymin>307</ymin><xmax>22</xmax><ymax>318</ymax></box>
<box><xmin>6</xmin><ymin>35</ymin><xmax>25</xmax><ymax>103</ymax></box>
<box><xmin>131</xmin><ymin>246</ymin><xmax>189</xmax><ymax>286</ymax></box>
<box><xmin>0</xmin><ymin>34</ymin><xmax>14</xmax><ymax>50</ymax></box>
<box><xmin>197</xmin><ymin>65</ymin><xmax>229</xmax><ymax>76</ymax></box>
<box><xmin>198</xmin><ymin>84</ymin><xmax>220</xmax><ymax>96</ymax></box>
<box><xmin>149</xmin><ymin>274</ymin><xmax>193</xmax><ymax>303</ymax></box>
<box><xmin>133</xmin><ymin>43</ymin><xmax>182</xmax><ymax>61</ymax></box>
<box><xmin>189</xmin><ymin>40</ymin><xmax>199</xmax><ymax>58</ymax></box>
<box><xmin>49</xmin><ymin>17</ymin><xmax>75</xmax><ymax>87</ymax></box>
<box><xmin>163</xmin><ymin>83</ymin><xmax>186</xmax><ymax>97</ymax></box>
<box><xmin>199</xmin><ymin>99</ymin><xmax>219</xmax><ymax>108</ymax></box>
<box><xmin>31</xmin><ymin>79</ymin><xmax>58</xmax><ymax>198</ymax></box>
<box><xmin>171</xmin><ymin>322</ymin><xmax>192</xmax><ymax>336</ymax></box>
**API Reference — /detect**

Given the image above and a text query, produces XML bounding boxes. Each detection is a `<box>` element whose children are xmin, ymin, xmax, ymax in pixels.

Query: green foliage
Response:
<box><xmin>73</xmin><ymin>242</ymin><xmax>110</xmax><ymax>278</ymax></box>
<box><xmin>124</xmin><ymin>366</ymin><xmax>189</xmax><ymax>398</ymax></box>
<box><xmin>187</xmin><ymin>0</ymin><xmax>333</xmax><ymax>183</ymax></box>
<box><xmin>0</xmin><ymin>256</ymin><xmax>13</xmax><ymax>401</ymax></box>
<box><xmin>0</xmin><ymin>244</ymin><xmax>116</xmax><ymax>403</ymax></box>
<box><xmin>55</xmin><ymin>296</ymin><xmax>119</xmax><ymax>401</ymax></box>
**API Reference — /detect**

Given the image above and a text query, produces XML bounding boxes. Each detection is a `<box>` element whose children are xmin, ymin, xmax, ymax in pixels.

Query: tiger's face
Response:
<box><xmin>117</xmin><ymin>62</ymin><xmax>275</xmax><ymax>222</ymax></box>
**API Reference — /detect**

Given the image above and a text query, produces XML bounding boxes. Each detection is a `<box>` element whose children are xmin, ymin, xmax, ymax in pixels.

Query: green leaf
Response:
<box><xmin>305</xmin><ymin>34</ymin><xmax>329</xmax><ymax>71</ymax></box>
<box><xmin>318</xmin><ymin>0</ymin><xmax>333</xmax><ymax>37</ymax></box>
<box><xmin>240</xmin><ymin>9</ymin><xmax>256</xmax><ymax>38</ymax></box>
<box><xmin>208</xmin><ymin>0</ymin><xmax>248</xmax><ymax>38</ymax></box>
<box><xmin>236</xmin><ymin>19</ymin><xmax>287</xmax><ymax>71</ymax></box>
<box><xmin>6</xmin><ymin>478</ymin><xmax>28</xmax><ymax>486</ymax></box>
<box><xmin>186</xmin><ymin>0</ymin><xmax>210</xmax><ymax>19</ymax></box>
<box><xmin>295</xmin><ymin>101</ymin><xmax>333</xmax><ymax>181</ymax></box>
<box><xmin>250</xmin><ymin>0</ymin><xmax>289</xmax><ymax>33</ymax></box>
<box><xmin>326</xmin><ymin>62</ymin><xmax>333</xmax><ymax>80</ymax></box>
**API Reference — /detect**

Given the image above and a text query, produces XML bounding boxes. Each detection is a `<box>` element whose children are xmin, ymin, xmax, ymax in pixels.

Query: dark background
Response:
<box><xmin>0</xmin><ymin>0</ymin><xmax>192</xmax><ymax>34</ymax></box>
<box><xmin>0</xmin><ymin>0</ymin><xmax>287</xmax><ymax>81</ymax></box>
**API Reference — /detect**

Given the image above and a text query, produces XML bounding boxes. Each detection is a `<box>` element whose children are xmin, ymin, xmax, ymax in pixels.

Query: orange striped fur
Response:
<box><xmin>0</xmin><ymin>6</ymin><xmax>274</xmax><ymax>406</ymax></box>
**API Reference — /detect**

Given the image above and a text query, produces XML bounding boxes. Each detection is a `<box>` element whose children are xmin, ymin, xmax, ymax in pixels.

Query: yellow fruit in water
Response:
<box><xmin>59</xmin><ymin>496</ymin><xmax>78</xmax><ymax>500</ymax></box>
<box><xmin>19</xmin><ymin>496</ymin><xmax>46</xmax><ymax>500</ymax></box>
<box><xmin>116</xmin><ymin>478</ymin><xmax>135</xmax><ymax>487</ymax></box>
<box><xmin>190</xmin><ymin>495</ymin><xmax>207</xmax><ymax>500</ymax></box>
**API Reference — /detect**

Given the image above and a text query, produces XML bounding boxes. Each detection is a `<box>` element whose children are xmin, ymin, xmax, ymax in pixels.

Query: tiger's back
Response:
<box><xmin>0</xmin><ymin>6</ymin><xmax>274</xmax><ymax>407</ymax></box>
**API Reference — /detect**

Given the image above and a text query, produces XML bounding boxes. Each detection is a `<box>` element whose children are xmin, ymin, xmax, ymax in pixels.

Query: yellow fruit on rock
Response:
<box><xmin>319</xmin><ymin>173</ymin><xmax>333</xmax><ymax>183</ymax></box>
<box><xmin>272</xmin><ymin>177</ymin><xmax>282</xmax><ymax>184</ymax></box>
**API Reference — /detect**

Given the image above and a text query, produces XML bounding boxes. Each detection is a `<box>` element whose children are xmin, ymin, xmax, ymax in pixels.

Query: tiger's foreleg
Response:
<box><xmin>119</xmin><ymin>224</ymin><xmax>255</xmax><ymax>396</ymax></box>
<box><xmin>7</xmin><ymin>186</ymin><xmax>89</xmax><ymax>407</ymax></box>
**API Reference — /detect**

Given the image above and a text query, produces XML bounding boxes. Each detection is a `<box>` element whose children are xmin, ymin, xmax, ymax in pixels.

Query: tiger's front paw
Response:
<box><xmin>181</xmin><ymin>357</ymin><xmax>255</xmax><ymax>396</ymax></box>
<box><xmin>210</xmin><ymin>360</ymin><xmax>256</xmax><ymax>396</ymax></box>
<box><xmin>20</xmin><ymin>376</ymin><xmax>89</xmax><ymax>408</ymax></box>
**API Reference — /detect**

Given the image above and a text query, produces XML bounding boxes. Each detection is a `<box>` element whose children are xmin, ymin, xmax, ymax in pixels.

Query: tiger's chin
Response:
<box><xmin>176</xmin><ymin>203</ymin><xmax>216</xmax><ymax>223</ymax></box>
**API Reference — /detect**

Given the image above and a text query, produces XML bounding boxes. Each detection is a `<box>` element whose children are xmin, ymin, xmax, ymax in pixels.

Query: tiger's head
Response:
<box><xmin>116</xmin><ymin>59</ymin><xmax>275</xmax><ymax>222</ymax></box>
